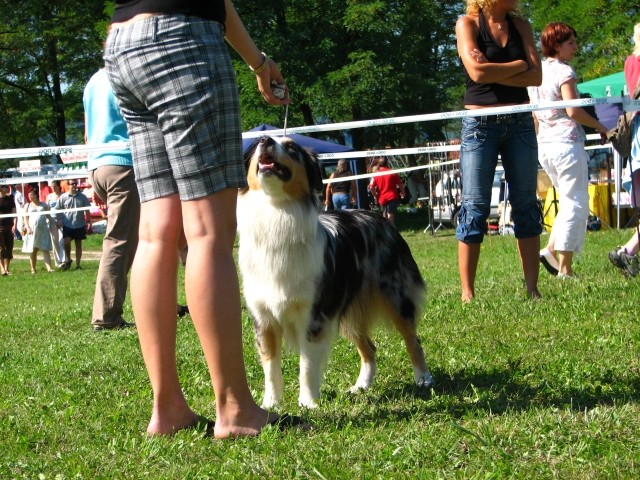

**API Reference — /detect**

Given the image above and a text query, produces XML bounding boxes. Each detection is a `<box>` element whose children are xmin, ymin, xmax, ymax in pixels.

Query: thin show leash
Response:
<box><xmin>283</xmin><ymin>103</ymin><xmax>288</xmax><ymax>136</ymax></box>
<box><xmin>269</xmin><ymin>80</ymin><xmax>288</xmax><ymax>136</ymax></box>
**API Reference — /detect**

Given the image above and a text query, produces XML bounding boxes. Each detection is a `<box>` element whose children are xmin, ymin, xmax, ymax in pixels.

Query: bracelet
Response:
<box><xmin>250</xmin><ymin>53</ymin><xmax>269</xmax><ymax>75</ymax></box>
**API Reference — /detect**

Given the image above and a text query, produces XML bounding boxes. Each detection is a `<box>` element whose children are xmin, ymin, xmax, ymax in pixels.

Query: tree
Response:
<box><xmin>234</xmin><ymin>0</ymin><xmax>465</xmax><ymax>150</ymax></box>
<box><xmin>0</xmin><ymin>0</ymin><xmax>106</xmax><ymax>168</ymax></box>
<box><xmin>525</xmin><ymin>0</ymin><xmax>640</xmax><ymax>80</ymax></box>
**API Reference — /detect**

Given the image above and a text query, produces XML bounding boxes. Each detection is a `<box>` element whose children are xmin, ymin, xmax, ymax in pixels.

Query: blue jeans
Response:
<box><xmin>332</xmin><ymin>193</ymin><xmax>351</xmax><ymax>210</ymax></box>
<box><xmin>456</xmin><ymin>112</ymin><xmax>542</xmax><ymax>243</ymax></box>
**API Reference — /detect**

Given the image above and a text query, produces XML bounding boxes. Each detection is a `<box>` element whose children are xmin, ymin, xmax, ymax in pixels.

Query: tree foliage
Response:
<box><xmin>0</xmin><ymin>0</ymin><xmax>638</xmax><ymax>161</ymax></box>
<box><xmin>524</xmin><ymin>0</ymin><xmax>640</xmax><ymax>80</ymax></box>
<box><xmin>0</xmin><ymin>0</ymin><xmax>106</xmax><ymax>168</ymax></box>
<box><xmin>234</xmin><ymin>0</ymin><xmax>463</xmax><ymax>149</ymax></box>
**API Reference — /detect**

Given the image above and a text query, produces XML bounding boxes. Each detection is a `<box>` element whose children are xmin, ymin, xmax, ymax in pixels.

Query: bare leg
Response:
<box><xmin>43</xmin><ymin>250</ymin><xmax>53</xmax><ymax>272</ymax></box>
<box><xmin>387</xmin><ymin>212</ymin><xmax>396</xmax><ymax>225</ymax></box>
<box><xmin>63</xmin><ymin>237</ymin><xmax>72</xmax><ymax>266</ymax></box>
<box><xmin>545</xmin><ymin>230</ymin><xmax>556</xmax><ymax>256</ymax></box>
<box><xmin>517</xmin><ymin>236</ymin><xmax>541</xmax><ymax>299</ymax></box>
<box><xmin>623</xmin><ymin>230</ymin><xmax>640</xmax><ymax>256</ymax></box>
<box><xmin>29</xmin><ymin>250</ymin><xmax>37</xmax><ymax>273</ymax></box>
<box><xmin>75</xmin><ymin>238</ymin><xmax>83</xmax><ymax>268</ymax></box>
<box><xmin>557</xmin><ymin>250</ymin><xmax>573</xmax><ymax>276</ymax></box>
<box><xmin>458</xmin><ymin>241</ymin><xmax>480</xmax><ymax>302</ymax></box>
<box><xmin>182</xmin><ymin>189</ymin><xmax>277</xmax><ymax>438</ymax></box>
<box><xmin>131</xmin><ymin>195</ymin><xmax>197</xmax><ymax>436</ymax></box>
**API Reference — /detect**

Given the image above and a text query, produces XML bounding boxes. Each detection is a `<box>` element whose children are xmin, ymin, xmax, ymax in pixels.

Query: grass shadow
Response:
<box><xmin>315</xmin><ymin>364</ymin><xmax>640</xmax><ymax>429</ymax></box>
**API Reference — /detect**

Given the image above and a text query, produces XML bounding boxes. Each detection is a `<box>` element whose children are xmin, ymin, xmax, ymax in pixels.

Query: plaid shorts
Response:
<box><xmin>104</xmin><ymin>15</ymin><xmax>247</xmax><ymax>202</ymax></box>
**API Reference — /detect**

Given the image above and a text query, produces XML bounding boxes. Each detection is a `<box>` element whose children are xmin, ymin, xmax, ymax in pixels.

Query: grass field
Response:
<box><xmin>1</xmin><ymin>210</ymin><xmax>639</xmax><ymax>479</ymax></box>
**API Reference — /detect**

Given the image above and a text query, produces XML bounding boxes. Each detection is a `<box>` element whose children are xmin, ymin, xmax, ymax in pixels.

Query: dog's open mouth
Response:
<box><xmin>258</xmin><ymin>151</ymin><xmax>292</xmax><ymax>181</ymax></box>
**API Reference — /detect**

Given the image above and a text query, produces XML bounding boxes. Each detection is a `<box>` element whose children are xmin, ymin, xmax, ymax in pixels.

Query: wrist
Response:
<box><xmin>249</xmin><ymin>52</ymin><xmax>269</xmax><ymax>75</ymax></box>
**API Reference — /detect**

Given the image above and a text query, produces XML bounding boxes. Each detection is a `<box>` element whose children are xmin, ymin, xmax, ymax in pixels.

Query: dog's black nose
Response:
<box><xmin>259</xmin><ymin>136</ymin><xmax>275</xmax><ymax>147</ymax></box>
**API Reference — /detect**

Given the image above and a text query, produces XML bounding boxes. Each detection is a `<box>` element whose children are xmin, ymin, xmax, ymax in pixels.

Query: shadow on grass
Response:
<box><xmin>317</xmin><ymin>365</ymin><xmax>640</xmax><ymax>427</ymax></box>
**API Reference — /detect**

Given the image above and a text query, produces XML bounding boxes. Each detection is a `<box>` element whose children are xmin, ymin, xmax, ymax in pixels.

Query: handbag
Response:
<box><xmin>607</xmin><ymin>76</ymin><xmax>640</xmax><ymax>159</ymax></box>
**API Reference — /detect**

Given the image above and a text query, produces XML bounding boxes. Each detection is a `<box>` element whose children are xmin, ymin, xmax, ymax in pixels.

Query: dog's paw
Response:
<box><xmin>298</xmin><ymin>393</ymin><xmax>319</xmax><ymax>409</ymax></box>
<box><xmin>262</xmin><ymin>393</ymin><xmax>281</xmax><ymax>409</ymax></box>
<box><xmin>415</xmin><ymin>370</ymin><xmax>434</xmax><ymax>388</ymax></box>
<box><xmin>348</xmin><ymin>379</ymin><xmax>372</xmax><ymax>394</ymax></box>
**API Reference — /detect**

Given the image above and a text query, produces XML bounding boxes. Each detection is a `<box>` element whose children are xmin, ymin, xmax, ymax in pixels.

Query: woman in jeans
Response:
<box><xmin>325</xmin><ymin>159</ymin><xmax>357</xmax><ymax>210</ymax></box>
<box><xmin>455</xmin><ymin>0</ymin><xmax>542</xmax><ymax>302</ymax></box>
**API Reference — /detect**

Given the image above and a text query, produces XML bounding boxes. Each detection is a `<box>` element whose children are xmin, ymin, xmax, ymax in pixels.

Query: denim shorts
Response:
<box><xmin>456</xmin><ymin>112</ymin><xmax>542</xmax><ymax>243</ymax></box>
<box><xmin>104</xmin><ymin>15</ymin><xmax>247</xmax><ymax>202</ymax></box>
<box><xmin>332</xmin><ymin>193</ymin><xmax>351</xmax><ymax>210</ymax></box>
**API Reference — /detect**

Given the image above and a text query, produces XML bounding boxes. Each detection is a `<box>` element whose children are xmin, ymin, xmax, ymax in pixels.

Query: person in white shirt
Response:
<box><xmin>528</xmin><ymin>22</ymin><xmax>607</xmax><ymax>278</ymax></box>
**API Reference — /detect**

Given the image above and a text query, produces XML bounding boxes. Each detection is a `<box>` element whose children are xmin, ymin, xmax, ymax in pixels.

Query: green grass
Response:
<box><xmin>2</xmin><ymin>210</ymin><xmax>640</xmax><ymax>479</ymax></box>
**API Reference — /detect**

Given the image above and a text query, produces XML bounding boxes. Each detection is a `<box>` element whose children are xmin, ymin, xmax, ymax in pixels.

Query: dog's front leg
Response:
<box><xmin>254</xmin><ymin>319</ymin><xmax>284</xmax><ymax>408</ymax></box>
<box><xmin>298</xmin><ymin>343</ymin><xmax>330</xmax><ymax>408</ymax></box>
<box><xmin>297</xmin><ymin>322</ymin><xmax>337</xmax><ymax>408</ymax></box>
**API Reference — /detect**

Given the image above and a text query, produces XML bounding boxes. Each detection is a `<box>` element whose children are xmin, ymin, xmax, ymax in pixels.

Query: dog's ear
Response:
<box><xmin>304</xmin><ymin>148</ymin><xmax>324</xmax><ymax>192</ymax></box>
<box><xmin>243</xmin><ymin>138</ymin><xmax>260</xmax><ymax>173</ymax></box>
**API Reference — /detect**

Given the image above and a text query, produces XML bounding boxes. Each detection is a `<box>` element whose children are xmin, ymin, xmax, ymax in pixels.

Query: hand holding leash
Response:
<box><xmin>251</xmin><ymin>53</ymin><xmax>290</xmax><ymax>105</ymax></box>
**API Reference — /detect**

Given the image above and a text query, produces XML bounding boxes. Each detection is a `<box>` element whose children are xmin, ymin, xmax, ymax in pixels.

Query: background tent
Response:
<box><xmin>242</xmin><ymin>124</ymin><xmax>374</xmax><ymax>208</ymax></box>
<box><xmin>242</xmin><ymin>124</ymin><xmax>353</xmax><ymax>154</ymax></box>
<box><xmin>578</xmin><ymin>72</ymin><xmax>627</xmax><ymax>130</ymax></box>
<box><xmin>577</xmin><ymin>71</ymin><xmax>627</xmax><ymax>98</ymax></box>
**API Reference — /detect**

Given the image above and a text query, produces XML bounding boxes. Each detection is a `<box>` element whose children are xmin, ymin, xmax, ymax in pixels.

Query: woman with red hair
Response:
<box><xmin>528</xmin><ymin>22</ymin><xmax>607</xmax><ymax>278</ymax></box>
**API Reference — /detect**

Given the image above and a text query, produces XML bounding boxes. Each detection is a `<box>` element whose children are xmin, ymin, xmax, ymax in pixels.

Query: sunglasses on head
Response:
<box><xmin>69</xmin><ymin>182</ymin><xmax>77</xmax><ymax>186</ymax></box>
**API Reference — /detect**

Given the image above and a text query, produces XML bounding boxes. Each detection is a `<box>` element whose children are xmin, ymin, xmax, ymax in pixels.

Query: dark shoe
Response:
<box><xmin>177</xmin><ymin>305</ymin><xmax>190</xmax><ymax>317</ymax></box>
<box><xmin>609</xmin><ymin>247</ymin><xmax>626</xmax><ymax>271</ymax></box>
<box><xmin>93</xmin><ymin>321</ymin><xmax>135</xmax><ymax>332</ymax></box>
<box><xmin>619</xmin><ymin>252</ymin><xmax>639</xmax><ymax>278</ymax></box>
<box><xmin>59</xmin><ymin>260</ymin><xmax>72</xmax><ymax>271</ymax></box>
<box><xmin>539</xmin><ymin>248</ymin><xmax>559</xmax><ymax>276</ymax></box>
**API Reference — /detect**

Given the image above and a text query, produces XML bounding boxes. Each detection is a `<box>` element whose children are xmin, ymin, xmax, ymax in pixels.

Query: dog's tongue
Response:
<box><xmin>258</xmin><ymin>152</ymin><xmax>275</xmax><ymax>171</ymax></box>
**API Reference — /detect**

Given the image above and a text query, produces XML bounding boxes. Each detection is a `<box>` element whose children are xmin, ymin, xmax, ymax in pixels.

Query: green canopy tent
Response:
<box><xmin>577</xmin><ymin>71</ymin><xmax>629</xmax><ymax>229</ymax></box>
<box><xmin>577</xmin><ymin>71</ymin><xmax>627</xmax><ymax>98</ymax></box>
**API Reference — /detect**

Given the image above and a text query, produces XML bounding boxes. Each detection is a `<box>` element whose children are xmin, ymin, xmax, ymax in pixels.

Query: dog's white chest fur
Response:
<box><xmin>237</xmin><ymin>192</ymin><xmax>325</xmax><ymax>323</ymax></box>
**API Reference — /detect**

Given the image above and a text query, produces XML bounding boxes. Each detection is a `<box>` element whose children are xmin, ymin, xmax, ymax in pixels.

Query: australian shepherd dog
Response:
<box><xmin>238</xmin><ymin>136</ymin><xmax>433</xmax><ymax>408</ymax></box>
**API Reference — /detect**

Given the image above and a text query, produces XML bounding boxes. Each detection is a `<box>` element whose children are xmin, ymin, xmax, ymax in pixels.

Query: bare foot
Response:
<box><xmin>146</xmin><ymin>408</ymin><xmax>200</xmax><ymax>437</ymax></box>
<box><xmin>461</xmin><ymin>290</ymin><xmax>474</xmax><ymax>303</ymax></box>
<box><xmin>527</xmin><ymin>289</ymin><xmax>542</xmax><ymax>300</ymax></box>
<box><xmin>213</xmin><ymin>408</ymin><xmax>310</xmax><ymax>439</ymax></box>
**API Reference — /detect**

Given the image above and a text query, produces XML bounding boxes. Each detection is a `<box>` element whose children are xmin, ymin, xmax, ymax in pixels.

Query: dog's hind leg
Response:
<box><xmin>254</xmin><ymin>320</ymin><xmax>285</xmax><ymax>408</ymax></box>
<box><xmin>349</xmin><ymin>335</ymin><xmax>377</xmax><ymax>393</ymax></box>
<box><xmin>392</xmin><ymin>318</ymin><xmax>433</xmax><ymax>387</ymax></box>
<box><xmin>387</xmin><ymin>300</ymin><xmax>434</xmax><ymax>388</ymax></box>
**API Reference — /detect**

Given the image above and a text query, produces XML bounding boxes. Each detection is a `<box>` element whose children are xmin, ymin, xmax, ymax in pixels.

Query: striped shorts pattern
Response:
<box><xmin>104</xmin><ymin>15</ymin><xmax>247</xmax><ymax>202</ymax></box>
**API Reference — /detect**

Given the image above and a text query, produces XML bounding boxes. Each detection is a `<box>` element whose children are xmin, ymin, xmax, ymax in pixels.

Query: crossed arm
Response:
<box><xmin>455</xmin><ymin>15</ymin><xmax>542</xmax><ymax>90</ymax></box>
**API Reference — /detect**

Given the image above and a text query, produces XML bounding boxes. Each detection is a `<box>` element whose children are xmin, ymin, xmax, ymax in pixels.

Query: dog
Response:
<box><xmin>238</xmin><ymin>136</ymin><xmax>433</xmax><ymax>408</ymax></box>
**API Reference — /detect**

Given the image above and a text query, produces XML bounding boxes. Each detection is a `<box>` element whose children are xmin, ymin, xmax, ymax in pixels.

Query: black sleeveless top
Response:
<box><xmin>112</xmin><ymin>0</ymin><xmax>225</xmax><ymax>24</ymax></box>
<box><xmin>463</xmin><ymin>11</ymin><xmax>530</xmax><ymax>105</ymax></box>
<box><xmin>331</xmin><ymin>170</ymin><xmax>352</xmax><ymax>194</ymax></box>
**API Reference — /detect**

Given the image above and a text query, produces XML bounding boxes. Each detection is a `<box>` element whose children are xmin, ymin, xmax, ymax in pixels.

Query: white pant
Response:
<box><xmin>538</xmin><ymin>142</ymin><xmax>589</xmax><ymax>253</ymax></box>
<box><xmin>48</xmin><ymin>221</ymin><xmax>66</xmax><ymax>266</ymax></box>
